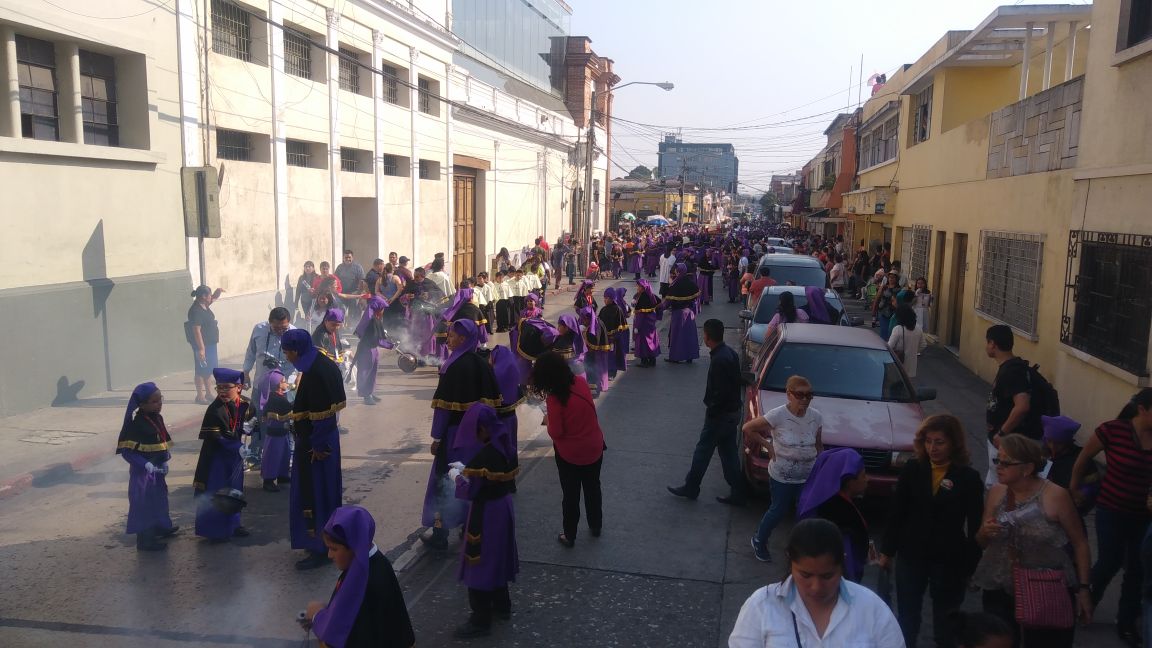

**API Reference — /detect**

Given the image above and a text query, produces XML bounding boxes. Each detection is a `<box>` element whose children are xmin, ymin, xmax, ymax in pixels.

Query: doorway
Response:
<box><xmin>452</xmin><ymin>168</ymin><xmax>477</xmax><ymax>287</ymax></box>
<box><xmin>930</xmin><ymin>231</ymin><xmax>946</xmax><ymax>335</ymax></box>
<box><xmin>948</xmin><ymin>233</ymin><xmax>968</xmax><ymax>349</ymax></box>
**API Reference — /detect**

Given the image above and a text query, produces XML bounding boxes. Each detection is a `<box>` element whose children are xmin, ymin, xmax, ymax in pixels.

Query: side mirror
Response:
<box><xmin>742</xmin><ymin>370</ymin><xmax>758</xmax><ymax>386</ymax></box>
<box><xmin>739</xmin><ymin>310</ymin><xmax>753</xmax><ymax>321</ymax></box>
<box><xmin>916</xmin><ymin>387</ymin><xmax>937</xmax><ymax>402</ymax></box>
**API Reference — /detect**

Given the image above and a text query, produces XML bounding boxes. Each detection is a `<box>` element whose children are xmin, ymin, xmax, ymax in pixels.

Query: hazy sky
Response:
<box><xmin>570</xmin><ymin>0</ymin><xmax>1090</xmax><ymax>193</ymax></box>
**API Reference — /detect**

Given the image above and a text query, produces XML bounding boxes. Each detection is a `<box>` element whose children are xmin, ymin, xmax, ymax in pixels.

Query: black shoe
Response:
<box><xmin>716</xmin><ymin>495</ymin><xmax>746</xmax><ymax>506</ymax></box>
<box><xmin>453</xmin><ymin>621</ymin><xmax>492</xmax><ymax>639</ymax></box>
<box><xmin>155</xmin><ymin>525</ymin><xmax>180</xmax><ymax>538</ymax></box>
<box><xmin>262</xmin><ymin>480</ymin><xmax>280</xmax><ymax>492</ymax></box>
<box><xmin>1118</xmin><ymin>625</ymin><xmax>1143</xmax><ymax>647</ymax></box>
<box><xmin>667</xmin><ymin>485</ymin><xmax>699</xmax><ymax>500</ymax></box>
<box><xmin>556</xmin><ymin>532</ymin><xmax>575</xmax><ymax>548</ymax></box>
<box><xmin>232</xmin><ymin>526</ymin><xmax>250</xmax><ymax>538</ymax></box>
<box><xmin>420</xmin><ymin>534</ymin><xmax>449</xmax><ymax>551</ymax></box>
<box><xmin>590</xmin><ymin>527</ymin><xmax>602</xmax><ymax>538</ymax></box>
<box><xmin>295</xmin><ymin>552</ymin><xmax>330</xmax><ymax>570</ymax></box>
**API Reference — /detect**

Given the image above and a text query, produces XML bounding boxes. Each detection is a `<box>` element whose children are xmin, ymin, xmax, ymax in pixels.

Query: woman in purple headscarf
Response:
<box><xmin>116</xmin><ymin>381</ymin><xmax>177</xmax><ymax>551</ymax></box>
<box><xmin>598</xmin><ymin>288</ymin><xmax>628</xmax><ymax>378</ymax></box>
<box><xmin>450</xmin><ymin>403</ymin><xmax>521</xmax><ymax>638</ymax></box>
<box><xmin>444</xmin><ymin>287</ymin><xmax>489</xmax><ymax>346</ymax></box>
<box><xmin>724</xmin><ymin>250</ymin><xmax>742</xmax><ymax>303</ymax></box>
<box><xmin>421</xmin><ymin>320</ymin><xmax>503</xmax><ymax>550</ymax></box>
<box><xmin>193</xmin><ymin>368</ymin><xmax>255</xmax><ymax>542</ymax></box>
<box><xmin>796</xmin><ymin>448</ymin><xmax>870</xmax><ymax>582</ymax></box>
<box><xmin>632</xmin><ymin>280</ymin><xmax>662</xmax><ymax>367</ymax></box>
<box><xmin>804</xmin><ymin>286</ymin><xmax>838</xmax><ymax>325</ymax></box>
<box><xmin>662</xmin><ymin>263</ymin><xmax>701</xmax><ymax>363</ymax></box>
<box><xmin>258</xmin><ymin>369</ymin><xmax>292</xmax><ymax>492</ymax></box>
<box><xmin>305</xmin><ymin>506</ymin><xmax>415</xmax><ymax>647</ymax></box>
<box><xmin>579</xmin><ymin>306</ymin><xmax>613</xmax><ymax>394</ymax></box>
<box><xmin>614</xmin><ymin>287</ymin><xmax>632</xmax><ymax>373</ymax></box>
<box><xmin>574</xmin><ymin>279</ymin><xmax>598</xmax><ymax>312</ymax></box>
<box><xmin>353</xmin><ymin>297</ymin><xmax>389</xmax><ymax>406</ymax></box>
<box><xmin>489</xmin><ymin>345</ymin><xmax>524</xmax><ymax>450</ymax></box>
<box><xmin>553</xmin><ymin>313</ymin><xmax>587</xmax><ymax>378</ymax></box>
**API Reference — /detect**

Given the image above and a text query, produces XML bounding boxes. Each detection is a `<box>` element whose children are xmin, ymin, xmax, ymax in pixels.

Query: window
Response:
<box><xmin>15</xmin><ymin>35</ymin><xmax>59</xmax><ymax>141</ymax></box>
<box><xmin>760</xmin><ymin>343</ymin><xmax>915</xmax><ymax>403</ymax></box>
<box><xmin>1062</xmin><ymin>231</ymin><xmax>1152</xmax><ymax>376</ymax></box>
<box><xmin>418</xmin><ymin>76</ymin><xmax>438</xmax><ymax>115</ymax></box>
<box><xmin>217</xmin><ymin>129</ymin><xmax>252</xmax><ymax>161</ymax></box>
<box><xmin>79</xmin><ymin>50</ymin><xmax>118</xmax><ymax>146</ymax></box>
<box><xmin>382</xmin><ymin>64</ymin><xmax>400</xmax><ymax>104</ymax></box>
<box><xmin>909</xmin><ymin>224</ymin><xmax>932</xmax><ymax>285</ymax></box>
<box><xmin>286</xmin><ymin>139</ymin><xmax>311</xmax><ymax>167</ymax></box>
<box><xmin>212</xmin><ymin>0</ymin><xmax>252</xmax><ymax>62</ymax></box>
<box><xmin>419</xmin><ymin>159</ymin><xmax>439</xmax><ymax>180</ymax></box>
<box><xmin>1120</xmin><ymin>0</ymin><xmax>1152</xmax><ymax>50</ymax></box>
<box><xmin>861</xmin><ymin>114</ymin><xmax>898</xmax><ymax>169</ymax></box>
<box><xmin>284</xmin><ymin>30</ymin><xmax>312</xmax><ymax>79</ymax></box>
<box><xmin>977</xmin><ymin>231</ymin><xmax>1044</xmax><ymax>336</ymax></box>
<box><xmin>340</xmin><ymin>148</ymin><xmax>372</xmax><ymax>173</ymax></box>
<box><xmin>381</xmin><ymin>154</ymin><xmax>399</xmax><ymax>176</ymax></box>
<box><xmin>338</xmin><ymin>49</ymin><xmax>360</xmax><ymax>94</ymax></box>
<box><xmin>912</xmin><ymin>85</ymin><xmax>933</xmax><ymax>145</ymax></box>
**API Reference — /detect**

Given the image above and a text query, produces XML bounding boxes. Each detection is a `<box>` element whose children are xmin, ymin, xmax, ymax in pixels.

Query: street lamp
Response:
<box><xmin>582</xmin><ymin>81</ymin><xmax>674</xmax><ymax>264</ymax></box>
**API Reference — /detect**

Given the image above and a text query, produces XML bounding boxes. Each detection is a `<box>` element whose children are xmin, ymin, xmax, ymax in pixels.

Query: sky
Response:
<box><xmin>569</xmin><ymin>0</ymin><xmax>1091</xmax><ymax>194</ymax></box>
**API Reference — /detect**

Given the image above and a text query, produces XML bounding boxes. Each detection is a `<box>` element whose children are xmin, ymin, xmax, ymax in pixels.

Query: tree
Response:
<box><xmin>759</xmin><ymin>192</ymin><xmax>778</xmax><ymax>212</ymax></box>
<box><xmin>627</xmin><ymin>165</ymin><xmax>653</xmax><ymax>180</ymax></box>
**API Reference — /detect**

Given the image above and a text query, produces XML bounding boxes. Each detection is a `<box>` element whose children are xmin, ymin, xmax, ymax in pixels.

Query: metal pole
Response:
<box><xmin>583</xmin><ymin>88</ymin><xmax>596</xmax><ymax>271</ymax></box>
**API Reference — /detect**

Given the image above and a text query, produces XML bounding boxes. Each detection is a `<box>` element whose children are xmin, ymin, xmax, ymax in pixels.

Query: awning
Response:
<box><xmin>805</xmin><ymin>209</ymin><xmax>831</xmax><ymax>219</ymax></box>
<box><xmin>809</xmin><ymin>217</ymin><xmax>847</xmax><ymax>224</ymax></box>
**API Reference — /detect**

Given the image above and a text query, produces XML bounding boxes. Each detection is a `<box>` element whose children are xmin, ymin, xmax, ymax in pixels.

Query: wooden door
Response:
<box><xmin>948</xmin><ymin>233</ymin><xmax>968</xmax><ymax>349</ymax></box>
<box><xmin>452</xmin><ymin>169</ymin><xmax>476</xmax><ymax>286</ymax></box>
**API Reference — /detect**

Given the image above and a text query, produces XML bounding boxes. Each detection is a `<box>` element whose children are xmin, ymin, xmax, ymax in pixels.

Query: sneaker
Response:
<box><xmin>751</xmin><ymin>536</ymin><xmax>771</xmax><ymax>562</ymax></box>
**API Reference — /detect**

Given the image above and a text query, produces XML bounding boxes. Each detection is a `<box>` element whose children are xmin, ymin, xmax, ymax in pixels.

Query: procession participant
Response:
<box><xmin>524</xmin><ymin>258</ymin><xmax>545</xmax><ymax>307</ymax></box>
<box><xmin>663</xmin><ymin>263</ymin><xmax>701</xmax><ymax>364</ymax></box>
<box><xmin>698</xmin><ymin>250</ymin><xmax>717</xmax><ymax>306</ymax></box>
<box><xmin>450</xmin><ymin>404</ymin><xmax>521</xmax><ymax>638</ymax></box>
<box><xmin>657</xmin><ymin>246</ymin><xmax>677</xmax><ymax>297</ymax></box>
<box><xmin>282</xmin><ymin>328</ymin><xmax>347</xmax><ymax>570</ymax></box>
<box><xmin>511</xmin><ymin>307</ymin><xmax>557</xmax><ymax>386</ymax></box>
<box><xmin>579</xmin><ymin>306</ymin><xmax>613</xmax><ymax>395</ymax></box>
<box><xmin>489</xmin><ymin>345</ymin><xmax>524</xmax><ymax>448</ymax></box>
<box><xmin>492</xmin><ymin>271</ymin><xmax>511</xmax><ymax>332</ymax></box>
<box><xmin>444</xmin><ymin>287</ymin><xmax>489</xmax><ymax>346</ymax></box>
<box><xmin>421</xmin><ymin>320</ymin><xmax>502</xmax><ymax>551</ymax></box>
<box><xmin>258</xmin><ymin>369</ymin><xmax>292</xmax><ymax>492</ymax></box>
<box><xmin>598</xmin><ymin>288</ymin><xmax>627</xmax><ymax>379</ymax></box>
<box><xmin>554</xmin><ymin>313</ymin><xmax>587</xmax><ymax>378</ymax></box>
<box><xmin>312</xmin><ymin>308</ymin><xmax>346</xmax><ymax>363</ymax></box>
<box><xmin>353</xmin><ymin>297</ymin><xmax>389</xmax><ymax>406</ymax></box>
<box><xmin>304</xmin><ymin>506</ymin><xmax>416</xmax><ymax>648</ymax></box>
<box><xmin>475</xmin><ymin>272</ymin><xmax>496</xmax><ymax>335</ymax></box>
<box><xmin>429</xmin><ymin>256</ymin><xmax>456</xmax><ymax>299</ymax></box>
<box><xmin>116</xmin><ymin>382</ymin><xmax>176</xmax><ymax>552</ymax></box>
<box><xmin>796</xmin><ymin>448</ymin><xmax>870</xmax><ymax>583</ymax></box>
<box><xmin>615</xmin><ymin>286</ymin><xmax>633</xmax><ymax>368</ymax></box>
<box><xmin>632</xmin><ymin>279</ymin><xmax>662</xmax><ymax>368</ymax></box>
<box><xmin>507</xmin><ymin>291</ymin><xmax>542</xmax><ymax>379</ymax></box>
<box><xmin>574</xmin><ymin>279</ymin><xmax>598</xmax><ymax>312</ymax></box>
<box><xmin>402</xmin><ymin>267</ymin><xmax>445</xmax><ymax>359</ymax></box>
<box><xmin>193</xmin><ymin>368</ymin><xmax>254</xmax><ymax>543</ymax></box>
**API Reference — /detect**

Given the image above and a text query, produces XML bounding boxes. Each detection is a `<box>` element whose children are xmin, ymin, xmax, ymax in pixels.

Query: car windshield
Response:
<box><xmin>753</xmin><ymin>292</ymin><xmax>843</xmax><ymax>324</ymax></box>
<box><xmin>760</xmin><ymin>342</ymin><xmax>914</xmax><ymax>402</ymax></box>
<box><xmin>756</xmin><ymin>263</ymin><xmax>826</xmax><ymax>288</ymax></box>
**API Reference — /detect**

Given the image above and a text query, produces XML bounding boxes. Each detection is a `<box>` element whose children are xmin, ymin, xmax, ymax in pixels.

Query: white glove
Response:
<box><xmin>447</xmin><ymin>467</ymin><xmax>463</xmax><ymax>481</ymax></box>
<box><xmin>242</xmin><ymin>419</ymin><xmax>256</xmax><ymax>435</ymax></box>
<box><xmin>144</xmin><ymin>462</ymin><xmax>156</xmax><ymax>474</ymax></box>
<box><xmin>448</xmin><ymin>461</ymin><xmax>466</xmax><ymax>471</ymax></box>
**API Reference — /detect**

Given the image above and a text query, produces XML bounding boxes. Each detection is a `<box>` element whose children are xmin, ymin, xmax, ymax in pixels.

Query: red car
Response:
<box><xmin>741</xmin><ymin>324</ymin><xmax>936</xmax><ymax>496</ymax></box>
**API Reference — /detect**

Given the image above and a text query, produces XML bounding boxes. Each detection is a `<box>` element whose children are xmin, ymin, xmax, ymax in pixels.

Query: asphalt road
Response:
<box><xmin>0</xmin><ymin>283</ymin><xmax>1129</xmax><ymax>647</ymax></box>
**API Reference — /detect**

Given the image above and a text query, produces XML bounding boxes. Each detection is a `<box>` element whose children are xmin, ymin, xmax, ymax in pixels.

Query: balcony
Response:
<box><xmin>987</xmin><ymin>76</ymin><xmax>1083</xmax><ymax>179</ymax></box>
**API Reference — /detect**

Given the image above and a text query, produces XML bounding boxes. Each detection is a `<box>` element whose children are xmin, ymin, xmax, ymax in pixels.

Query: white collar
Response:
<box><xmin>368</xmin><ymin>543</ymin><xmax>379</xmax><ymax>557</ymax></box>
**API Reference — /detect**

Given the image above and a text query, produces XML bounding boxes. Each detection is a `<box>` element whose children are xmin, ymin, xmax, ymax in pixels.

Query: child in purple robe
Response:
<box><xmin>116</xmin><ymin>382</ymin><xmax>177</xmax><ymax>551</ymax></box>
<box><xmin>258</xmin><ymin>370</ymin><xmax>292</xmax><ymax>492</ymax></box>
<box><xmin>578</xmin><ymin>306</ymin><xmax>613</xmax><ymax>395</ymax></box>
<box><xmin>632</xmin><ymin>280</ymin><xmax>662</xmax><ymax>367</ymax></box>
<box><xmin>192</xmin><ymin>368</ymin><xmax>254</xmax><ymax>542</ymax></box>
<box><xmin>450</xmin><ymin>404</ymin><xmax>520</xmax><ymax>638</ymax></box>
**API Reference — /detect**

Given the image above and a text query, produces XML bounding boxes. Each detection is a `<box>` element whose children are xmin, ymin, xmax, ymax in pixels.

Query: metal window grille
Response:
<box><xmin>338</xmin><ymin>49</ymin><xmax>360</xmax><ymax>93</ymax></box>
<box><xmin>286</xmin><ymin>140</ymin><xmax>311</xmax><ymax>167</ymax></box>
<box><xmin>340</xmin><ymin>148</ymin><xmax>359</xmax><ymax>172</ymax></box>
<box><xmin>381</xmin><ymin>154</ymin><xmax>399</xmax><ymax>176</ymax></box>
<box><xmin>211</xmin><ymin>0</ymin><xmax>251</xmax><ymax>62</ymax></box>
<box><xmin>15</xmin><ymin>35</ymin><xmax>59</xmax><ymax>141</ymax></box>
<box><xmin>419</xmin><ymin>159</ymin><xmax>436</xmax><ymax>180</ymax></box>
<box><xmin>977</xmin><ymin>230</ymin><xmax>1044</xmax><ymax>336</ymax></box>
<box><xmin>284</xmin><ymin>31</ymin><xmax>312</xmax><ymax>79</ymax></box>
<box><xmin>418</xmin><ymin>77</ymin><xmax>432</xmax><ymax>114</ymax></box>
<box><xmin>912</xmin><ymin>85</ymin><xmax>932</xmax><ymax>144</ymax></box>
<box><xmin>382</xmin><ymin>65</ymin><xmax>399</xmax><ymax>104</ymax></box>
<box><xmin>216</xmin><ymin>129</ymin><xmax>252</xmax><ymax>161</ymax></box>
<box><xmin>79</xmin><ymin>50</ymin><xmax>118</xmax><ymax>146</ymax></box>
<box><xmin>1061</xmin><ymin>231</ymin><xmax>1152</xmax><ymax>376</ymax></box>
<box><xmin>910</xmin><ymin>224</ymin><xmax>932</xmax><ymax>283</ymax></box>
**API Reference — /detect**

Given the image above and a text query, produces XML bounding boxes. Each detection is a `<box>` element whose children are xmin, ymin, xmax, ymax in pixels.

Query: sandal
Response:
<box><xmin>556</xmin><ymin>533</ymin><xmax>574</xmax><ymax>548</ymax></box>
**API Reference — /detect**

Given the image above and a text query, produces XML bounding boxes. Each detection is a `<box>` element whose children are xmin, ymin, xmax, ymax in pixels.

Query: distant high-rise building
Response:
<box><xmin>657</xmin><ymin>135</ymin><xmax>739</xmax><ymax>194</ymax></box>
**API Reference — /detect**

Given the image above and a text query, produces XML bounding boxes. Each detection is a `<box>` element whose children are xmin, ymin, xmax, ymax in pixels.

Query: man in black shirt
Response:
<box><xmin>668</xmin><ymin>319</ymin><xmax>747</xmax><ymax>505</ymax></box>
<box><xmin>984</xmin><ymin>324</ymin><xmax>1037</xmax><ymax>485</ymax></box>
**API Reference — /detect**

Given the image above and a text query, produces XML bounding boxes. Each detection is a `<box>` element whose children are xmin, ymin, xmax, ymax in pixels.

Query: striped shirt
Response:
<box><xmin>1095</xmin><ymin>419</ymin><xmax>1152</xmax><ymax>515</ymax></box>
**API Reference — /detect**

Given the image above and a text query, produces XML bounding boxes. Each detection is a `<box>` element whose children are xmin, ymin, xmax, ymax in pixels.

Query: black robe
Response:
<box><xmin>431</xmin><ymin>352</ymin><xmax>502</xmax><ymax>473</ymax></box>
<box><xmin>192</xmin><ymin>397</ymin><xmax>253</xmax><ymax>492</ymax></box>
<box><xmin>598</xmin><ymin>303</ymin><xmax>626</xmax><ymax>335</ymax></box>
<box><xmin>453</xmin><ymin>302</ymin><xmax>487</xmax><ymax>329</ymax></box>
<box><xmin>583</xmin><ymin>318</ymin><xmax>613</xmax><ymax>352</ymax></box>
<box><xmin>664</xmin><ymin>275</ymin><xmax>700</xmax><ymax>310</ymax></box>
<box><xmin>331</xmin><ymin>552</ymin><xmax>416</xmax><ymax>648</ymax></box>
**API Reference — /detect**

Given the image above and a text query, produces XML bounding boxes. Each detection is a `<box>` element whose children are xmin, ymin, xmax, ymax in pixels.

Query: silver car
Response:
<box><xmin>739</xmin><ymin>286</ymin><xmax>857</xmax><ymax>365</ymax></box>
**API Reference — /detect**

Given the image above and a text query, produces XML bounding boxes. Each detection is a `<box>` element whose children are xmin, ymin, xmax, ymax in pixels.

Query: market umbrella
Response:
<box><xmin>620</xmin><ymin>212</ymin><xmax>636</xmax><ymax>221</ymax></box>
<box><xmin>646</xmin><ymin>215</ymin><xmax>670</xmax><ymax>226</ymax></box>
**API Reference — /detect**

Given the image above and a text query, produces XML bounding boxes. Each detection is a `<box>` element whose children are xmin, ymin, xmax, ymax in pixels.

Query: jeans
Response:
<box><xmin>894</xmin><ymin>557</ymin><xmax>967</xmax><ymax>648</ymax></box>
<box><xmin>754</xmin><ymin>478</ymin><xmax>804</xmax><ymax>545</ymax></box>
<box><xmin>555</xmin><ymin>454</ymin><xmax>603</xmax><ymax>540</ymax></box>
<box><xmin>1090</xmin><ymin>506</ymin><xmax>1150</xmax><ymax>628</ymax></box>
<box><xmin>683</xmin><ymin>412</ymin><xmax>745</xmax><ymax>497</ymax></box>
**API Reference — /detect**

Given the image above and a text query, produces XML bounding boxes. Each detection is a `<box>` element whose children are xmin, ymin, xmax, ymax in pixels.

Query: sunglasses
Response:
<box><xmin>789</xmin><ymin>390</ymin><xmax>814</xmax><ymax>400</ymax></box>
<box><xmin>992</xmin><ymin>457</ymin><xmax>1025</xmax><ymax>467</ymax></box>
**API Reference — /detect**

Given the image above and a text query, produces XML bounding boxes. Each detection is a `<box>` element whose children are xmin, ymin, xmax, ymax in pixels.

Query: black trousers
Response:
<box><xmin>482</xmin><ymin>303</ymin><xmax>495</xmax><ymax>335</ymax></box>
<box><xmin>511</xmin><ymin>296</ymin><xmax>526</xmax><ymax>318</ymax></box>
<box><xmin>555</xmin><ymin>454</ymin><xmax>603</xmax><ymax>540</ymax></box>
<box><xmin>468</xmin><ymin>586</ymin><xmax>511</xmax><ymax>627</ymax></box>
<box><xmin>894</xmin><ymin>557</ymin><xmax>967</xmax><ymax>648</ymax></box>
<box><xmin>495</xmin><ymin>300</ymin><xmax>512</xmax><ymax>330</ymax></box>
<box><xmin>659</xmin><ymin>282</ymin><xmax>669</xmax><ymax>298</ymax></box>
<box><xmin>982</xmin><ymin>588</ymin><xmax>1074</xmax><ymax>648</ymax></box>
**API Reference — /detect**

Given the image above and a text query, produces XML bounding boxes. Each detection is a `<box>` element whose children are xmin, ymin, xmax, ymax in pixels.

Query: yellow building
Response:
<box><xmin>612</xmin><ymin>184</ymin><xmax>699</xmax><ymax>220</ymax></box>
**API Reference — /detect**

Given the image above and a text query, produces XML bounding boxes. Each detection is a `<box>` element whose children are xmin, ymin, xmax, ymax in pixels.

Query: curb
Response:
<box><xmin>0</xmin><ymin>416</ymin><xmax>203</xmax><ymax>502</ymax></box>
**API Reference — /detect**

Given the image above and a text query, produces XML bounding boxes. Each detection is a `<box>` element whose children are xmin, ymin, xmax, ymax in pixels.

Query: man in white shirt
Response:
<box><xmin>742</xmin><ymin>375</ymin><xmax>823</xmax><ymax>562</ymax></box>
<box><xmin>493</xmin><ymin>271</ymin><xmax>512</xmax><ymax>332</ymax></box>
<box><xmin>475</xmin><ymin>272</ymin><xmax>496</xmax><ymax>335</ymax></box>
<box><xmin>510</xmin><ymin>268</ymin><xmax>528</xmax><ymax>317</ymax></box>
<box><xmin>428</xmin><ymin>256</ymin><xmax>455</xmax><ymax>299</ymax></box>
<box><xmin>657</xmin><ymin>247</ymin><xmax>677</xmax><ymax>297</ymax></box>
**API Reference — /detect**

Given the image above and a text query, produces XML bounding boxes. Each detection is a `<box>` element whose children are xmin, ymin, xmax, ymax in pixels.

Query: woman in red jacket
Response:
<box><xmin>532</xmin><ymin>351</ymin><xmax>605</xmax><ymax>548</ymax></box>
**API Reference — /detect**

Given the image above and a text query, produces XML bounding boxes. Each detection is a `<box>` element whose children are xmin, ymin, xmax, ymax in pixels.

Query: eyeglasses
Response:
<box><xmin>992</xmin><ymin>457</ymin><xmax>1025</xmax><ymax>467</ymax></box>
<box><xmin>215</xmin><ymin>384</ymin><xmax>239</xmax><ymax>391</ymax></box>
<box><xmin>789</xmin><ymin>391</ymin><xmax>815</xmax><ymax>400</ymax></box>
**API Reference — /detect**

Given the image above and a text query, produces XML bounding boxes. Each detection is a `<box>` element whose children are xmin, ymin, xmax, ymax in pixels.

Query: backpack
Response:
<box><xmin>1021</xmin><ymin>359</ymin><xmax>1061</xmax><ymax>418</ymax></box>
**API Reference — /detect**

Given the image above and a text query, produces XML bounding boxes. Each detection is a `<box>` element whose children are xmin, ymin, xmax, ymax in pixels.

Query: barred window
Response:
<box><xmin>79</xmin><ymin>50</ymin><xmax>118</xmax><ymax>146</ymax></box>
<box><xmin>976</xmin><ymin>231</ymin><xmax>1044</xmax><ymax>336</ymax></box>
<box><xmin>418</xmin><ymin>159</ymin><xmax>439</xmax><ymax>180</ymax></box>
<box><xmin>284</xmin><ymin>31</ymin><xmax>312</xmax><ymax>79</ymax></box>
<box><xmin>216</xmin><ymin>129</ymin><xmax>252</xmax><ymax>161</ymax></box>
<box><xmin>286</xmin><ymin>139</ymin><xmax>311</xmax><ymax>167</ymax></box>
<box><xmin>1062</xmin><ymin>231</ymin><xmax>1152</xmax><ymax>376</ymax></box>
<box><xmin>211</xmin><ymin>0</ymin><xmax>252</xmax><ymax>62</ymax></box>
<box><xmin>340</xmin><ymin>148</ymin><xmax>372</xmax><ymax>173</ymax></box>
<box><xmin>912</xmin><ymin>85</ymin><xmax>932</xmax><ymax>145</ymax></box>
<box><xmin>382</xmin><ymin>64</ymin><xmax>400</xmax><ymax>104</ymax></box>
<box><xmin>338</xmin><ymin>49</ymin><xmax>360</xmax><ymax>94</ymax></box>
<box><xmin>418</xmin><ymin>76</ymin><xmax>438</xmax><ymax>115</ymax></box>
<box><xmin>381</xmin><ymin>154</ymin><xmax>399</xmax><ymax>176</ymax></box>
<box><xmin>15</xmin><ymin>35</ymin><xmax>59</xmax><ymax>141</ymax></box>
<box><xmin>909</xmin><ymin>224</ymin><xmax>931</xmax><ymax>283</ymax></box>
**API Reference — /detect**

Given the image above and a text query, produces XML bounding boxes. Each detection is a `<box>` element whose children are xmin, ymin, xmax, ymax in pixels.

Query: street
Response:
<box><xmin>0</xmin><ymin>287</ymin><xmax>1130</xmax><ymax>647</ymax></box>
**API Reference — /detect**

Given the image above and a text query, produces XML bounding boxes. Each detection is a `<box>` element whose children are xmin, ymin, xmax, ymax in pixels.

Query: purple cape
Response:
<box><xmin>796</xmin><ymin>448</ymin><xmax>865</xmax><ymax>519</ymax></box>
<box><xmin>313</xmin><ymin>506</ymin><xmax>376</xmax><ymax>647</ymax></box>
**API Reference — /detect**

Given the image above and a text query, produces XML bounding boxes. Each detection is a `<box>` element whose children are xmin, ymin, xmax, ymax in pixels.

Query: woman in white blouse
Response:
<box><xmin>888</xmin><ymin>305</ymin><xmax>927</xmax><ymax>379</ymax></box>
<box><xmin>729</xmin><ymin>518</ymin><xmax>905</xmax><ymax>648</ymax></box>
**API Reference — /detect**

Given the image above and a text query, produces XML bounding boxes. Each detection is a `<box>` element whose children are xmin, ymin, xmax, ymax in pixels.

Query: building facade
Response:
<box><xmin>656</xmin><ymin>135</ymin><xmax>739</xmax><ymax>193</ymax></box>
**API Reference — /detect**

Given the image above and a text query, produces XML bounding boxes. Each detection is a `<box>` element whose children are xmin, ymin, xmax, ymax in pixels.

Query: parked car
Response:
<box><xmin>738</xmin><ymin>286</ymin><xmax>857</xmax><ymax>365</ymax></box>
<box><xmin>741</xmin><ymin>324</ymin><xmax>936</xmax><ymax>496</ymax></box>
<box><xmin>747</xmin><ymin>254</ymin><xmax>828</xmax><ymax>313</ymax></box>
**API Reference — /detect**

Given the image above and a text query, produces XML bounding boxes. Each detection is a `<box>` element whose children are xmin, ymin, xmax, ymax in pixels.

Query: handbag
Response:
<box><xmin>1005</xmin><ymin>489</ymin><xmax>1075</xmax><ymax>630</ymax></box>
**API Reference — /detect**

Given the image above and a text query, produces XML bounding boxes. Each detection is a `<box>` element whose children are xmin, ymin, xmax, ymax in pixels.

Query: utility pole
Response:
<box><xmin>582</xmin><ymin>87</ymin><xmax>597</xmax><ymax>272</ymax></box>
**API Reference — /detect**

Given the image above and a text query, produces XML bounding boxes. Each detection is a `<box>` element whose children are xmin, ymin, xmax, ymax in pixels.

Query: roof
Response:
<box><xmin>756</xmin><ymin>254</ymin><xmax>824</xmax><ymax>268</ymax></box>
<box><xmin>903</xmin><ymin>4</ymin><xmax>1092</xmax><ymax>94</ymax></box>
<box><xmin>778</xmin><ymin>323</ymin><xmax>890</xmax><ymax>350</ymax></box>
